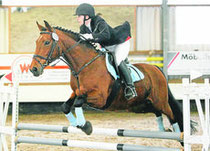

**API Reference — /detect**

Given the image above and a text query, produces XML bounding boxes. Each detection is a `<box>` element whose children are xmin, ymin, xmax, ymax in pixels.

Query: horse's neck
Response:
<box><xmin>61</xmin><ymin>36</ymin><xmax>99</xmax><ymax>72</ymax></box>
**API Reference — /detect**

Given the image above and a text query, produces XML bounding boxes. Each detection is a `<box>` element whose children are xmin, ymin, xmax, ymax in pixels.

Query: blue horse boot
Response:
<box><xmin>65</xmin><ymin>112</ymin><xmax>77</xmax><ymax>127</ymax></box>
<box><xmin>75</xmin><ymin>107</ymin><xmax>92</xmax><ymax>135</ymax></box>
<box><xmin>156</xmin><ymin>116</ymin><xmax>165</xmax><ymax>131</ymax></box>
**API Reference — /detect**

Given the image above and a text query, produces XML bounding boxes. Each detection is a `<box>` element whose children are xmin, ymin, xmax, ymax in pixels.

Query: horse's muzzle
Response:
<box><xmin>30</xmin><ymin>67</ymin><xmax>41</xmax><ymax>77</ymax></box>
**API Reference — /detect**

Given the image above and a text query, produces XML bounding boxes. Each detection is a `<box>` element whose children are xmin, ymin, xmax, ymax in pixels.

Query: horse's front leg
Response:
<box><xmin>73</xmin><ymin>94</ymin><xmax>87</xmax><ymax>127</ymax></box>
<box><xmin>61</xmin><ymin>93</ymin><xmax>77</xmax><ymax>127</ymax></box>
<box><xmin>61</xmin><ymin>92</ymin><xmax>92</xmax><ymax>135</ymax></box>
<box><xmin>73</xmin><ymin>94</ymin><xmax>92</xmax><ymax>135</ymax></box>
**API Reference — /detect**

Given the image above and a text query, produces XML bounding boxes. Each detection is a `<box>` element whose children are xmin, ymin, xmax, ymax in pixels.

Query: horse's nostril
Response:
<box><xmin>32</xmin><ymin>67</ymin><xmax>37</xmax><ymax>72</ymax></box>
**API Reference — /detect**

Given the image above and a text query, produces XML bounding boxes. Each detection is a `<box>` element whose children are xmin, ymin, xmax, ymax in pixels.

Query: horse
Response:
<box><xmin>30</xmin><ymin>21</ymin><xmax>196</xmax><ymax>142</ymax></box>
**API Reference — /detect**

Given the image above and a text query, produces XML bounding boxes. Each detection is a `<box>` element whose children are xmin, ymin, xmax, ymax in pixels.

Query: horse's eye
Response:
<box><xmin>44</xmin><ymin>41</ymin><xmax>50</xmax><ymax>46</ymax></box>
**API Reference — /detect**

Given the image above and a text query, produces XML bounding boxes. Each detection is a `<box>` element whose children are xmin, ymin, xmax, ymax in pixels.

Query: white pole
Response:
<box><xmin>0</xmin><ymin>90</ymin><xmax>3</xmax><ymax>151</ymax></box>
<box><xmin>182</xmin><ymin>78</ymin><xmax>191</xmax><ymax>151</ymax></box>
<box><xmin>17</xmin><ymin>123</ymin><xmax>183</xmax><ymax>141</ymax></box>
<box><xmin>2</xmin><ymin>91</ymin><xmax>10</xmax><ymax>151</ymax></box>
<box><xmin>203</xmin><ymin>78</ymin><xmax>210</xmax><ymax>151</ymax></box>
<box><xmin>195</xmin><ymin>95</ymin><xmax>205</xmax><ymax>131</ymax></box>
<box><xmin>17</xmin><ymin>136</ymin><xmax>182</xmax><ymax>151</ymax></box>
<box><xmin>0</xmin><ymin>86</ymin><xmax>10</xmax><ymax>151</ymax></box>
<box><xmin>11</xmin><ymin>82</ymin><xmax>19</xmax><ymax>151</ymax></box>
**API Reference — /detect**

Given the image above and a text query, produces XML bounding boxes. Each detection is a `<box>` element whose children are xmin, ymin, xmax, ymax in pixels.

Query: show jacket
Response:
<box><xmin>79</xmin><ymin>15</ymin><xmax>131</xmax><ymax>46</ymax></box>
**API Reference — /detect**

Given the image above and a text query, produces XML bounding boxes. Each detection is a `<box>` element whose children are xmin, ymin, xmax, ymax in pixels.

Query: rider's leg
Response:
<box><xmin>118</xmin><ymin>61</ymin><xmax>137</xmax><ymax>100</ymax></box>
<box><xmin>115</xmin><ymin>40</ymin><xmax>137</xmax><ymax>100</ymax></box>
<box><xmin>114</xmin><ymin>40</ymin><xmax>130</xmax><ymax>66</ymax></box>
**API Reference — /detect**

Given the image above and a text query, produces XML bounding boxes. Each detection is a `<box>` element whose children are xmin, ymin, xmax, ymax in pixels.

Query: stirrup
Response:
<box><xmin>124</xmin><ymin>86</ymin><xmax>137</xmax><ymax>100</ymax></box>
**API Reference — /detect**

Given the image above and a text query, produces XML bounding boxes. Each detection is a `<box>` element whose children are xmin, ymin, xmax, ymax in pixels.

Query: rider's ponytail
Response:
<box><xmin>96</xmin><ymin>13</ymin><xmax>102</xmax><ymax>16</ymax></box>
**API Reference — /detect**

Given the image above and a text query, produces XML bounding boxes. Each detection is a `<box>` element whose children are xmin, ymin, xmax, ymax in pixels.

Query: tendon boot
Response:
<box><xmin>118</xmin><ymin>61</ymin><xmax>137</xmax><ymax>100</ymax></box>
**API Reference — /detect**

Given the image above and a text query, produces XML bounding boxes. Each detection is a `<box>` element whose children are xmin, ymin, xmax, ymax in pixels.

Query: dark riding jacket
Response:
<box><xmin>79</xmin><ymin>15</ymin><xmax>131</xmax><ymax>46</ymax></box>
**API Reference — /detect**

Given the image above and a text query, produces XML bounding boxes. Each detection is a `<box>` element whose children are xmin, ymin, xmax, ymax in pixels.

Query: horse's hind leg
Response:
<box><xmin>161</xmin><ymin>103</ymin><xmax>181</xmax><ymax>133</ymax></box>
<box><xmin>155</xmin><ymin>112</ymin><xmax>165</xmax><ymax>131</ymax></box>
<box><xmin>145</xmin><ymin>100</ymin><xmax>165</xmax><ymax>131</ymax></box>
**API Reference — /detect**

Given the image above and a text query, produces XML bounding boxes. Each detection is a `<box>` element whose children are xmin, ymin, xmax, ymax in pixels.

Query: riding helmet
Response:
<box><xmin>75</xmin><ymin>3</ymin><xmax>95</xmax><ymax>18</ymax></box>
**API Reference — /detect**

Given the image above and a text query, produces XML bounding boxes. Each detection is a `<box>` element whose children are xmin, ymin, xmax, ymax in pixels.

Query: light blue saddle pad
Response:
<box><xmin>105</xmin><ymin>54</ymin><xmax>144</xmax><ymax>82</ymax></box>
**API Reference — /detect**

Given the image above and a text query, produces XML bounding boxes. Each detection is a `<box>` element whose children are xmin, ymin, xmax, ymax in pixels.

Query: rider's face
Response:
<box><xmin>77</xmin><ymin>15</ymin><xmax>84</xmax><ymax>26</ymax></box>
<box><xmin>77</xmin><ymin>15</ymin><xmax>91</xmax><ymax>26</ymax></box>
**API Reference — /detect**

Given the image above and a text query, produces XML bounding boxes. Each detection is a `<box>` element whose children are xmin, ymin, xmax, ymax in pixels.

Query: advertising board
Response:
<box><xmin>167</xmin><ymin>51</ymin><xmax>210</xmax><ymax>78</ymax></box>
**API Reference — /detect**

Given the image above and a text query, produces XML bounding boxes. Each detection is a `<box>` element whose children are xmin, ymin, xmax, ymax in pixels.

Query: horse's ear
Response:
<box><xmin>44</xmin><ymin>20</ymin><xmax>53</xmax><ymax>32</ymax></box>
<box><xmin>36</xmin><ymin>21</ymin><xmax>47</xmax><ymax>31</ymax></box>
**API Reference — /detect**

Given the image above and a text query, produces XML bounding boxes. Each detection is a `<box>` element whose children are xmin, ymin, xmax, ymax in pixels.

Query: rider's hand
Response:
<box><xmin>80</xmin><ymin>34</ymin><xmax>93</xmax><ymax>40</ymax></box>
<box><xmin>93</xmin><ymin>43</ymin><xmax>101</xmax><ymax>50</ymax></box>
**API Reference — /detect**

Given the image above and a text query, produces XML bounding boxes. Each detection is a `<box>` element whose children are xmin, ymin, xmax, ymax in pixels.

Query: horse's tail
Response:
<box><xmin>167</xmin><ymin>86</ymin><xmax>183</xmax><ymax>132</ymax></box>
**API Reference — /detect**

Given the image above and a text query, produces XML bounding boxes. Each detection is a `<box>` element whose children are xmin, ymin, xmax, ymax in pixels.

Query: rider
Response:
<box><xmin>75</xmin><ymin>3</ymin><xmax>137</xmax><ymax>100</ymax></box>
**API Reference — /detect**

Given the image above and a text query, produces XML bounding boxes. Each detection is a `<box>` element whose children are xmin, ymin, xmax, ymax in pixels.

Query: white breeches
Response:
<box><xmin>105</xmin><ymin>40</ymin><xmax>130</xmax><ymax>66</ymax></box>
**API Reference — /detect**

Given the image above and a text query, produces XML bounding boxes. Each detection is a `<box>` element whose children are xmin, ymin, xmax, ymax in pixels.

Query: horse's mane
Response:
<box><xmin>54</xmin><ymin>26</ymin><xmax>97</xmax><ymax>50</ymax></box>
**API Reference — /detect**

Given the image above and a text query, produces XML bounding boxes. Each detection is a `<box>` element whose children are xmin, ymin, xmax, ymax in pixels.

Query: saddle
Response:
<box><xmin>105</xmin><ymin>52</ymin><xmax>144</xmax><ymax>83</ymax></box>
<box><xmin>100</xmin><ymin>52</ymin><xmax>144</xmax><ymax>109</ymax></box>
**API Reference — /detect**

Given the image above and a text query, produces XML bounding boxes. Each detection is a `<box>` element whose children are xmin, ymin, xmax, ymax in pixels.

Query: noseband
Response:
<box><xmin>33</xmin><ymin>30</ymin><xmax>60</xmax><ymax>70</ymax></box>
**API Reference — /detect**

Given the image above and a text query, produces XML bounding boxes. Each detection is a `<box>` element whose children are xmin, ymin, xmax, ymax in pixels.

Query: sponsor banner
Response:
<box><xmin>167</xmin><ymin>51</ymin><xmax>210</xmax><ymax>76</ymax></box>
<box><xmin>0</xmin><ymin>54</ymin><xmax>70</xmax><ymax>83</ymax></box>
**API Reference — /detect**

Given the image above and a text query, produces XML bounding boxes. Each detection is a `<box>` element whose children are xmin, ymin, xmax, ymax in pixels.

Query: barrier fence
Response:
<box><xmin>0</xmin><ymin>77</ymin><xmax>209</xmax><ymax>151</ymax></box>
<box><xmin>0</xmin><ymin>82</ymin><xmax>18</xmax><ymax>151</ymax></box>
<box><xmin>182</xmin><ymin>78</ymin><xmax>210</xmax><ymax>151</ymax></box>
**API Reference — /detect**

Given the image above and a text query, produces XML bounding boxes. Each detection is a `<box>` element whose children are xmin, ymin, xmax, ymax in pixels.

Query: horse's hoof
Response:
<box><xmin>165</xmin><ymin>128</ymin><xmax>172</xmax><ymax>132</ymax></box>
<box><xmin>79</xmin><ymin>121</ymin><xmax>92</xmax><ymax>135</ymax></box>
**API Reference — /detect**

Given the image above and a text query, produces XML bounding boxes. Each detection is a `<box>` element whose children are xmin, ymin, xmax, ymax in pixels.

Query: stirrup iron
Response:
<box><xmin>124</xmin><ymin>86</ymin><xmax>137</xmax><ymax>100</ymax></box>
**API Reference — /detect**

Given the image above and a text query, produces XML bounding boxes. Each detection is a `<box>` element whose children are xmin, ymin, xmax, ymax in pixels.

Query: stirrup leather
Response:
<box><xmin>124</xmin><ymin>86</ymin><xmax>137</xmax><ymax>100</ymax></box>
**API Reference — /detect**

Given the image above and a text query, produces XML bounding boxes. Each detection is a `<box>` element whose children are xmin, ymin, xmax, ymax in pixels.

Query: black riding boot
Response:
<box><xmin>118</xmin><ymin>61</ymin><xmax>137</xmax><ymax>100</ymax></box>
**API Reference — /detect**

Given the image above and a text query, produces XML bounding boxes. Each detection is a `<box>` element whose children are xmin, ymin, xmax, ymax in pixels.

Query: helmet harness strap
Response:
<box><xmin>83</xmin><ymin>15</ymin><xmax>90</xmax><ymax>26</ymax></box>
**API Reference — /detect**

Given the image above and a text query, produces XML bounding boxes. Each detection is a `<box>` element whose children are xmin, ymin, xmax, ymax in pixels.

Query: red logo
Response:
<box><xmin>19</xmin><ymin>63</ymin><xmax>30</xmax><ymax>73</ymax></box>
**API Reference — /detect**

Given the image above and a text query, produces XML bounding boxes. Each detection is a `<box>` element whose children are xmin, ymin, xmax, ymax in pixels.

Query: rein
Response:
<box><xmin>61</xmin><ymin>39</ymin><xmax>104</xmax><ymax>94</ymax></box>
<box><xmin>34</xmin><ymin>29</ymin><xmax>104</xmax><ymax>94</ymax></box>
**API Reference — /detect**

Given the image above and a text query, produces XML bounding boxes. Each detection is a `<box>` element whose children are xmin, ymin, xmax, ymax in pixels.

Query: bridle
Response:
<box><xmin>33</xmin><ymin>29</ymin><xmax>104</xmax><ymax>94</ymax></box>
<box><xmin>33</xmin><ymin>30</ymin><xmax>61</xmax><ymax>70</ymax></box>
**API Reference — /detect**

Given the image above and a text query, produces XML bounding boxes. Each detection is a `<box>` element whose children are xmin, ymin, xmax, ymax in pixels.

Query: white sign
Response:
<box><xmin>0</xmin><ymin>54</ymin><xmax>70</xmax><ymax>83</ymax></box>
<box><xmin>167</xmin><ymin>51</ymin><xmax>210</xmax><ymax>76</ymax></box>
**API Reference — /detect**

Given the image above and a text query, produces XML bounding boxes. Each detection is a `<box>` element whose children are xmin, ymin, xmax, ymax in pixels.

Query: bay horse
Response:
<box><xmin>30</xmin><ymin>21</ymin><xmax>195</xmax><ymax>141</ymax></box>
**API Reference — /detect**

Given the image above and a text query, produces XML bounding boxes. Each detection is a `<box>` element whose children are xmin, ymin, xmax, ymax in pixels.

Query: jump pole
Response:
<box><xmin>16</xmin><ymin>136</ymin><xmax>182</xmax><ymax>151</ymax></box>
<box><xmin>17</xmin><ymin>123</ymin><xmax>183</xmax><ymax>141</ymax></box>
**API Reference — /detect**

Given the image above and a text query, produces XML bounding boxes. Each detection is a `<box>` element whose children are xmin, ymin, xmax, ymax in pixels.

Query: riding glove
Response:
<box><xmin>81</xmin><ymin>34</ymin><xmax>93</xmax><ymax>40</ymax></box>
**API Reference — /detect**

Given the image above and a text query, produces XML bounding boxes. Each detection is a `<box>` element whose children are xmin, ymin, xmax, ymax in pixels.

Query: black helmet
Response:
<box><xmin>75</xmin><ymin>3</ymin><xmax>95</xmax><ymax>18</ymax></box>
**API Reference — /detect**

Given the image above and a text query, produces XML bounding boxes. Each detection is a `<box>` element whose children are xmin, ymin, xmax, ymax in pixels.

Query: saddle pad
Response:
<box><xmin>105</xmin><ymin>54</ymin><xmax>144</xmax><ymax>82</ymax></box>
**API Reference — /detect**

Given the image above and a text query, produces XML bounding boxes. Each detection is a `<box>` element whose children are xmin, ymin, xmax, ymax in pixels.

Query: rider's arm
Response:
<box><xmin>92</xmin><ymin>21</ymin><xmax>110</xmax><ymax>43</ymax></box>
